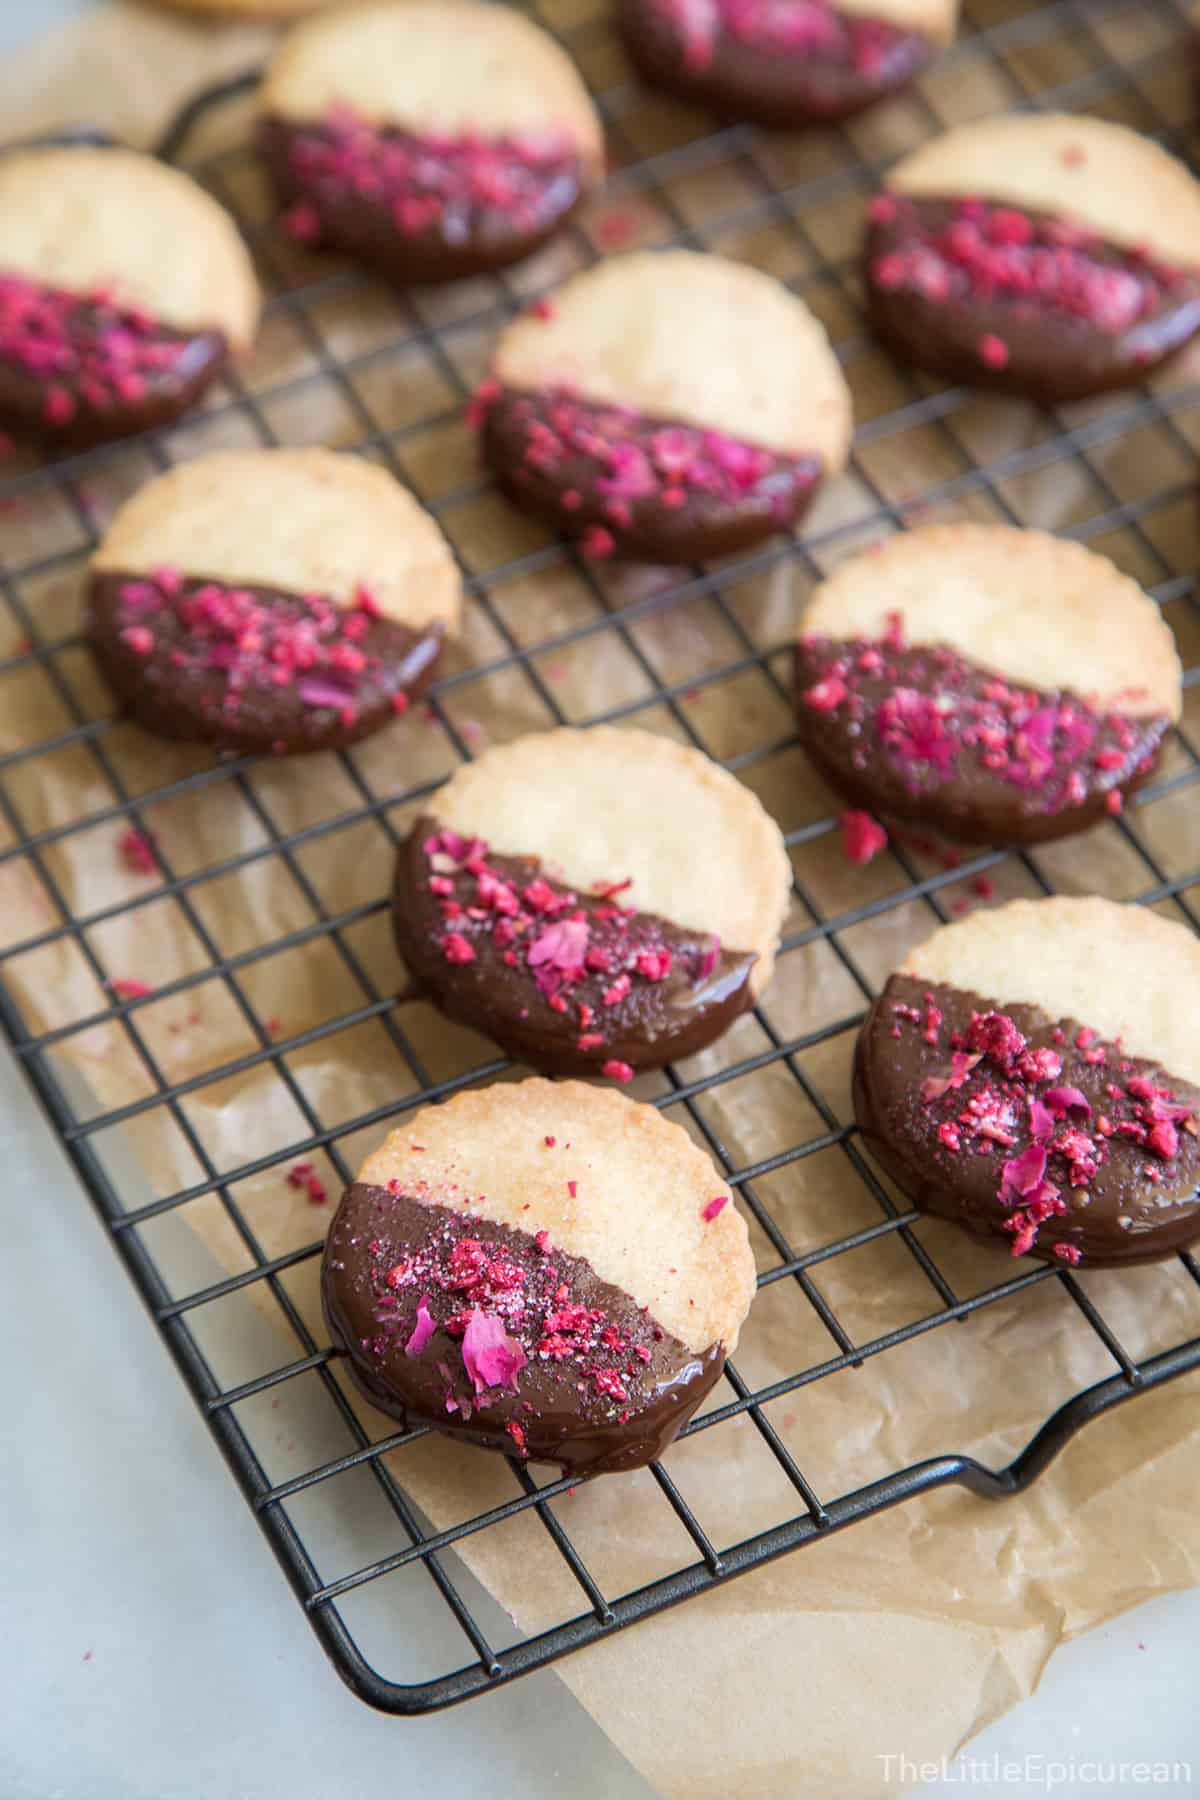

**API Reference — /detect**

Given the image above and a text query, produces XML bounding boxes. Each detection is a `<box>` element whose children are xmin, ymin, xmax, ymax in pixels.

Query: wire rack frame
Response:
<box><xmin>1</xmin><ymin>0</ymin><xmax>1200</xmax><ymax>1715</ymax></box>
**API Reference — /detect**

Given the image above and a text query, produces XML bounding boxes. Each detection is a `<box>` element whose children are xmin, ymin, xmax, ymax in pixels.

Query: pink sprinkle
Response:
<box><xmin>567</xmin><ymin>1179</ymin><xmax>578</xmax><ymax>1199</ymax></box>
<box><xmin>840</xmin><ymin>810</ymin><xmax>887</xmax><ymax>866</ymax></box>
<box><xmin>977</xmin><ymin>334</ymin><xmax>1011</xmax><ymax>370</ymax></box>
<box><xmin>971</xmin><ymin>875</ymin><xmax>996</xmax><ymax>901</ymax></box>
<box><xmin>602</xmin><ymin>1059</ymin><xmax>634</xmax><ymax>1083</ymax></box>
<box><xmin>701</xmin><ymin>1195</ymin><xmax>729</xmax><ymax>1222</ymax></box>
<box><xmin>404</xmin><ymin>1296</ymin><xmax>437</xmax><ymax>1358</ymax></box>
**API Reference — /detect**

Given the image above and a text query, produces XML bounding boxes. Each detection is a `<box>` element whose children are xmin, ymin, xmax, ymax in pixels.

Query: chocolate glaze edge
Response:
<box><xmin>322</xmin><ymin>1182</ymin><xmax>725</xmax><ymax>1474</ymax></box>
<box><xmin>865</xmin><ymin>197</ymin><xmax>1200</xmax><ymax>403</ymax></box>
<box><xmin>392</xmin><ymin>812</ymin><xmax>760</xmax><ymax>1073</ymax></box>
<box><xmin>0</xmin><ymin>328</ymin><xmax>229</xmax><ymax>449</ymax></box>
<box><xmin>89</xmin><ymin>571</ymin><xmax>445</xmax><ymax>755</ymax></box>
<box><xmin>483</xmin><ymin>389</ymin><xmax>823</xmax><ymax>563</ymax></box>
<box><xmin>854</xmin><ymin>973</ymin><xmax>1200</xmax><ymax>1268</ymax></box>
<box><xmin>617</xmin><ymin>0</ymin><xmax>935</xmax><ymax>125</ymax></box>
<box><xmin>794</xmin><ymin>639</ymin><xmax>1170</xmax><ymax>846</ymax></box>
<box><xmin>259</xmin><ymin>116</ymin><xmax>589</xmax><ymax>286</ymax></box>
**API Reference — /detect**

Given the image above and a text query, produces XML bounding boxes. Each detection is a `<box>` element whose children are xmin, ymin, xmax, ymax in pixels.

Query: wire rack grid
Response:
<box><xmin>2</xmin><ymin>0</ymin><xmax>1200</xmax><ymax>1717</ymax></box>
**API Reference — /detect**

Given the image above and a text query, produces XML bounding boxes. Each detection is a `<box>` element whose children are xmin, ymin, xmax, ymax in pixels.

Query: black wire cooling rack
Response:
<box><xmin>2</xmin><ymin>0</ymin><xmax>1200</xmax><ymax>1717</ymax></box>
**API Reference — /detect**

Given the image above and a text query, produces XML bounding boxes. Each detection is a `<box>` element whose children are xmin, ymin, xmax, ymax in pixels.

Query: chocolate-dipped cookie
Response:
<box><xmin>855</xmin><ymin>898</ymin><xmax>1200</xmax><ymax>1268</ymax></box>
<box><xmin>323</xmin><ymin>1079</ymin><xmax>757</xmax><ymax>1472</ymax></box>
<box><xmin>0</xmin><ymin>147</ymin><xmax>259</xmax><ymax>448</ymax></box>
<box><xmin>618</xmin><ymin>0</ymin><xmax>957</xmax><ymax>126</ymax></box>
<box><xmin>864</xmin><ymin>114</ymin><xmax>1200</xmax><ymax>402</ymax></box>
<box><xmin>89</xmin><ymin>448</ymin><xmax>460</xmax><ymax>756</ymax></box>
<box><xmin>476</xmin><ymin>250</ymin><xmax>852</xmax><ymax>562</ymax></box>
<box><xmin>393</xmin><ymin>726</ymin><xmax>792</xmax><ymax>1076</ymax></box>
<box><xmin>259</xmin><ymin>0</ymin><xmax>604</xmax><ymax>284</ymax></box>
<box><xmin>796</xmin><ymin>524</ymin><xmax>1181</xmax><ymax>845</ymax></box>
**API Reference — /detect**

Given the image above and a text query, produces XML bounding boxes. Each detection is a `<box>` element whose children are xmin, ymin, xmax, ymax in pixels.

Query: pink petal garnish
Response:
<box><xmin>1043</xmin><ymin>1085</ymin><xmax>1092</xmax><ymax>1120</ymax></box>
<box><xmin>999</xmin><ymin>1143</ymin><xmax>1047</xmax><ymax>1204</ymax></box>
<box><xmin>461</xmin><ymin>1309</ymin><xmax>527</xmax><ymax>1395</ymax></box>
<box><xmin>404</xmin><ymin>1296</ymin><xmax>436</xmax><ymax>1358</ymax></box>
<box><xmin>297</xmin><ymin>675</ymin><xmax>354</xmax><ymax>708</ymax></box>
<box><xmin>527</xmin><ymin>917</ymin><xmax>589</xmax><ymax>971</ymax></box>
<box><xmin>1028</xmin><ymin>1098</ymin><xmax>1055</xmax><ymax>1142</ymax></box>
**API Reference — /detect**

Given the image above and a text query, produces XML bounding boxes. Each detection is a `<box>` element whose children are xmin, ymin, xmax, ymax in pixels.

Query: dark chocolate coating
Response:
<box><xmin>89</xmin><ymin>572</ymin><xmax>443</xmax><ymax>755</ymax></box>
<box><xmin>795</xmin><ymin>636</ymin><xmax>1170</xmax><ymax>846</ymax></box>
<box><xmin>0</xmin><ymin>316</ymin><xmax>227</xmax><ymax>449</ymax></box>
<box><xmin>482</xmin><ymin>387</ymin><xmax>822</xmax><ymax>563</ymax></box>
<box><xmin>393</xmin><ymin>814</ymin><xmax>758</xmax><ymax>1072</ymax></box>
<box><xmin>323</xmin><ymin>1183</ymin><xmax>724</xmax><ymax>1473</ymax></box>
<box><xmin>617</xmin><ymin>0</ymin><xmax>933</xmax><ymax>124</ymax></box>
<box><xmin>865</xmin><ymin>195</ymin><xmax>1200</xmax><ymax>403</ymax></box>
<box><xmin>259</xmin><ymin>117</ymin><xmax>587</xmax><ymax>285</ymax></box>
<box><xmin>854</xmin><ymin>973</ymin><xmax>1200</xmax><ymax>1267</ymax></box>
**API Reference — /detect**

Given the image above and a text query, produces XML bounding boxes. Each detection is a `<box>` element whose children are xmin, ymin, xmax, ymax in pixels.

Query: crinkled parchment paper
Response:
<box><xmin>3</xmin><ymin>5</ymin><xmax>1200</xmax><ymax>1796</ymax></box>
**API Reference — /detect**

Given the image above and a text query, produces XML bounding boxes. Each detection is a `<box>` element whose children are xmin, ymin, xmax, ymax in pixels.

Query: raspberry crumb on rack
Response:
<box><xmin>287</xmin><ymin>1162</ymin><xmax>329</xmax><ymax>1205</ymax></box>
<box><xmin>840</xmin><ymin>809</ymin><xmax>887</xmax><ymax>865</ymax></box>
<box><xmin>117</xmin><ymin>827</ymin><xmax>159</xmax><ymax>876</ymax></box>
<box><xmin>108</xmin><ymin>977</ymin><xmax>152</xmax><ymax>1000</ymax></box>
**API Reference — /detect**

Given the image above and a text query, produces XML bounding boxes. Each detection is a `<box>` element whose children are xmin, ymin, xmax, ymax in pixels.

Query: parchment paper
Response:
<box><xmin>4</xmin><ymin>6</ymin><xmax>1200</xmax><ymax>1797</ymax></box>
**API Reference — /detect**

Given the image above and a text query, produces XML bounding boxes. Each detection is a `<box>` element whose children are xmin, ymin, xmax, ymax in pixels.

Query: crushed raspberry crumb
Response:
<box><xmin>580</xmin><ymin>524</ymin><xmax>616</xmax><ymax>560</ymax></box>
<box><xmin>977</xmin><ymin>333</ymin><xmax>1010</xmax><ymax>370</ymax></box>
<box><xmin>840</xmin><ymin>810</ymin><xmax>887</xmax><ymax>865</ymax></box>
<box><xmin>109</xmin><ymin>977</ymin><xmax>152</xmax><ymax>1000</ymax></box>
<box><xmin>602</xmin><ymin>1059</ymin><xmax>635</xmax><ymax>1082</ymax></box>
<box><xmin>286</xmin><ymin>1161</ymin><xmax>328</xmax><ymax>1205</ymax></box>
<box><xmin>117</xmin><ymin>827</ymin><xmax>159</xmax><ymax>876</ymax></box>
<box><xmin>701</xmin><ymin>1195</ymin><xmax>729</xmax><ymax>1221</ymax></box>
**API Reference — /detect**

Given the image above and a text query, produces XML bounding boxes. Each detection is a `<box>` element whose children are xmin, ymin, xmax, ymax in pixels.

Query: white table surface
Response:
<box><xmin>3</xmin><ymin>4</ymin><xmax>1199</xmax><ymax>1794</ymax></box>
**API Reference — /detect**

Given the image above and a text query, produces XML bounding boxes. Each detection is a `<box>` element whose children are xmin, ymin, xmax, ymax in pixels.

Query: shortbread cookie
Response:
<box><xmin>259</xmin><ymin>0</ymin><xmax>604</xmax><ymax>283</ymax></box>
<box><xmin>393</xmin><ymin>726</ymin><xmax>792</xmax><ymax>1075</ymax></box>
<box><xmin>0</xmin><ymin>147</ymin><xmax>259</xmax><ymax>448</ymax></box>
<box><xmin>89</xmin><ymin>448</ymin><xmax>460</xmax><ymax>755</ymax></box>
<box><xmin>865</xmin><ymin>114</ymin><xmax>1200</xmax><ymax>402</ymax></box>
<box><xmin>323</xmin><ymin>1079</ymin><xmax>757</xmax><ymax>1472</ymax></box>
<box><xmin>619</xmin><ymin>0</ymin><xmax>956</xmax><ymax>126</ymax></box>
<box><xmin>796</xmin><ymin>525</ymin><xmax>1180</xmax><ymax>844</ymax></box>
<box><xmin>854</xmin><ymin>899</ymin><xmax>1200</xmax><ymax>1268</ymax></box>
<box><xmin>477</xmin><ymin>250</ymin><xmax>851</xmax><ymax>562</ymax></box>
